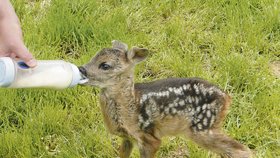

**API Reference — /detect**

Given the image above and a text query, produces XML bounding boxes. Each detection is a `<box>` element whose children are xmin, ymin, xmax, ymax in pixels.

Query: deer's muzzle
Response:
<box><xmin>78</xmin><ymin>66</ymin><xmax>89</xmax><ymax>84</ymax></box>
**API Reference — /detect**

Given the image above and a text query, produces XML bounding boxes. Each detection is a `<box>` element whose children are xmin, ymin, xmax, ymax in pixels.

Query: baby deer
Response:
<box><xmin>79</xmin><ymin>41</ymin><xmax>251</xmax><ymax>158</ymax></box>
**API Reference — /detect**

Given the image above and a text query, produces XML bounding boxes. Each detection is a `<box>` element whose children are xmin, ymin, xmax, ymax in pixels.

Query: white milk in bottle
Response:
<box><xmin>0</xmin><ymin>57</ymin><xmax>87</xmax><ymax>89</ymax></box>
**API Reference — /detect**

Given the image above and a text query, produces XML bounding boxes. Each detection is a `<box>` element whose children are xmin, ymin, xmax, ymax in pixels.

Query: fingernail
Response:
<box><xmin>26</xmin><ymin>59</ymin><xmax>37</xmax><ymax>68</ymax></box>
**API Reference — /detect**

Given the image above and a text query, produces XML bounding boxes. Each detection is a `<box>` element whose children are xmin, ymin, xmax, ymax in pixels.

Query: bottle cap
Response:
<box><xmin>0</xmin><ymin>57</ymin><xmax>15</xmax><ymax>87</ymax></box>
<box><xmin>69</xmin><ymin>63</ymin><xmax>82</xmax><ymax>87</ymax></box>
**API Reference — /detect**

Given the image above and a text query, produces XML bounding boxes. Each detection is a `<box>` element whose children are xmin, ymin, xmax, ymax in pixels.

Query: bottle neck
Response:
<box><xmin>69</xmin><ymin>63</ymin><xmax>83</xmax><ymax>87</ymax></box>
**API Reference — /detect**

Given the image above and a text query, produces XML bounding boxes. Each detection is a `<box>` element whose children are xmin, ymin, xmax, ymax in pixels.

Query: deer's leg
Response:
<box><xmin>189</xmin><ymin>130</ymin><xmax>251</xmax><ymax>158</ymax></box>
<box><xmin>138</xmin><ymin>134</ymin><xmax>161</xmax><ymax>158</ymax></box>
<box><xmin>119</xmin><ymin>139</ymin><xmax>133</xmax><ymax>158</ymax></box>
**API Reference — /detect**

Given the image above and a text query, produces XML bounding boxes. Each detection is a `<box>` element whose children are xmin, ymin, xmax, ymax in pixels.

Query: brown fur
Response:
<box><xmin>212</xmin><ymin>94</ymin><xmax>231</xmax><ymax>129</ymax></box>
<box><xmin>79</xmin><ymin>41</ymin><xmax>252</xmax><ymax>158</ymax></box>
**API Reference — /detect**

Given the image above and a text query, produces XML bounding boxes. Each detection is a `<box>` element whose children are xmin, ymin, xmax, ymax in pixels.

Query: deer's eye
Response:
<box><xmin>99</xmin><ymin>62</ymin><xmax>111</xmax><ymax>70</ymax></box>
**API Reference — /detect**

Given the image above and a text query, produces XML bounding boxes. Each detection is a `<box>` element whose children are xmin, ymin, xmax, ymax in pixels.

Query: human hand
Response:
<box><xmin>0</xmin><ymin>0</ymin><xmax>37</xmax><ymax>67</ymax></box>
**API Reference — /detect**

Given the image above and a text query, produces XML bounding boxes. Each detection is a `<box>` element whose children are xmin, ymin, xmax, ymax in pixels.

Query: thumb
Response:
<box><xmin>14</xmin><ymin>44</ymin><xmax>37</xmax><ymax>67</ymax></box>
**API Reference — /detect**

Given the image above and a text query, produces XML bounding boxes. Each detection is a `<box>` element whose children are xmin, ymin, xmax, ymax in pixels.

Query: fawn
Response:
<box><xmin>79</xmin><ymin>40</ymin><xmax>252</xmax><ymax>158</ymax></box>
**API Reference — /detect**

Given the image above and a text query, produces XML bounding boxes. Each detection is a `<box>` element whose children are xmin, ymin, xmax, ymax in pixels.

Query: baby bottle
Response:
<box><xmin>0</xmin><ymin>57</ymin><xmax>87</xmax><ymax>89</ymax></box>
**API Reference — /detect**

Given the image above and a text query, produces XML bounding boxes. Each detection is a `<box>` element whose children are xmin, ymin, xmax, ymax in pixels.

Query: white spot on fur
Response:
<box><xmin>210</xmin><ymin>116</ymin><xmax>215</xmax><ymax>126</ymax></box>
<box><xmin>203</xmin><ymin>118</ymin><xmax>208</xmax><ymax>126</ymax></box>
<box><xmin>183</xmin><ymin>84</ymin><xmax>187</xmax><ymax>90</ymax></box>
<box><xmin>179</xmin><ymin>100</ymin><xmax>185</xmax><ymax>106</ymax></box>
<box><xmin>195</xmin><ymin>97</ymin><xmax>199</xmax><ymax>104</ymax></box>
<box><xmin>191</xmin><ymin>96</ymin><xmax>196</xmax><ymax>103</ymax></box>
<box><xmin>174</xmin><ymin>89</ymin><xmax>179</xmax><ymax>95</ymax></box>
<box><xmin>198</xmin><ymin>114</ymin><xmax>203</xmax><ymax>119</ymax></box>
<box><xmin>207</xmin><ymin>110</ymin><xmax>211</xmax><ymax>118</ymax></box>
<box><xmin>185</xmin><ymin>96</ymin><xmax>192</xmax><ymax>103</ymax></box>
<box><xmin>179</xmin><ymin>87</ymin><xmax>183</xmax><ymax>92</ymax></box>
<box><xmin>208</xmin><ymin>89</ymin><xmax>214</xmax><ymax>95</ymax></box>
<box><xmin>186</xmin><ymin>84</ymin><xmax>191</xmax><ymax>90</ymax></box>
<box><xmin>165</xmin><ymin>91</ymin><xmax>170</xmax><ymax>97</ymax></box>
<box><xmin>138</xmin><ymin>115</ymin><xmax>144</xmax><ymax>123</ymax></box>
<box><xmin>141</xmin><ymin>94</ymin><xmax>147</xmax><ymax>103</ymax></box>
<box><xmin>147</xmin><ymin>92</ymin><xmax>153</xmax><ymax>97</ymax></box>
<box><xmin>193</xmin><ymin>84</ymin><xmax>200</xmax><ymax>94</ymax></box>
<box><xmin>146</xmin><ymin>108</ymin><xmax>152</xmax><ymax>116</ymax></box>
<box><xmin>196</xmin><ymin>106</ymin><xmax>201</xmax><ymax>112</ymax></box>
<box><xmin>171</xmin><ymin>108</ymin><xmax>177</xmax><ymax>114</ymax></box>
<box><xmin>187</xmin><ymin>106</ymin><xmax>192</xmax><ymax>112</ymax></box>
<box><xmin>202</xmin><ymin>104</ymin><xmax>207</xmax><ymax>110</ymax></box>
<box><xmin>193</xmin><ymin>118</ymin><xmax>199</xmax><ymax>124</ymax></box>
<box><xmin>198</xmin><ymin>84</ymin><xmax>207</xmax><ymax>96</ymax></box>
<box><xmin>143</xmin><ymin>121</ymin><xmax>150</xmax><ymax>128</ymax></box>
<box><xmin>151</xmin><ymin>103</ymin><xmax>157</xmax><ymax>113</ymax></box>
<box><xmin>197</xmin><ymin>123</ymin><xmax>202</xmax><ymax>130</ymax></box>
<box><xmin>169</xmin><ymin>87</ymin><xmax>173</xmax><ymax>92</ymax></box>
<box><xmin>168</xmin><ymin>103</ymin><xmax>175</xmax><ymax>108</ymax></box>
<box><xmin>173</xmin><ymin>87</ymin><xmax>184</xmax><ymax>95</ymax></box>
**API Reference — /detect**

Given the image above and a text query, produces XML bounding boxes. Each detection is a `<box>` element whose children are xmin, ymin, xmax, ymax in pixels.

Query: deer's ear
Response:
<box><xmin>127</xmin><ymin>47</ymin><xmax>149</xmax><ymax>64</ymax></box>
<box><xmin>112</xmin><ymin>40</ymin><xmax>128</xmax><ymax>52</ymax></box>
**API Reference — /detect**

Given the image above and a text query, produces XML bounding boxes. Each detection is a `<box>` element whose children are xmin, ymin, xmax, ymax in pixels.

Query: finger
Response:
<box><xmin>13</xmin><ymin>44</ymin><xmax>37</xmax><ymax>67</ymax></box>
<box><xmin>10</xmin><ymin>52</ymin><xmax>17</xmax><ymax>58</ymax></box>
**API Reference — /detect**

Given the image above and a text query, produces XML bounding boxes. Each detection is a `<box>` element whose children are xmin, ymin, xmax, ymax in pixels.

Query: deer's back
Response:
<box><xmin>135</xmin><ymin>78</ymin><xmax>228</xmax><ymax>134</ymax></box>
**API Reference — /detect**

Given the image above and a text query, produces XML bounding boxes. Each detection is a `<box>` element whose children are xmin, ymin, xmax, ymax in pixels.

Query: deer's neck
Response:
<box><xmin>101</xmin><ymin>74</ymin><xmax>139</xmax><ymax>132</ymax></box>
<box><xmin>101</xmin><ymin>74</ymin><xmax>136</xmax><ymax>110</ymax></box>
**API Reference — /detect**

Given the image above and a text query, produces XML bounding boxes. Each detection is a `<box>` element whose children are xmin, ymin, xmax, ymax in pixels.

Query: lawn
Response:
<box><xmin>0</xmin><ymin>0</ymin><xmax>279</xmax><ymax>157</ymax></box>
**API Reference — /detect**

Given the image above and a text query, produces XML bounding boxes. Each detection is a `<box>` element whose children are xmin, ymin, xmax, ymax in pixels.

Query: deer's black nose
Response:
<box><xmin>78</xmin><ymin>66</ymin><xmax>87</xmax><ymax>77</ymax></box>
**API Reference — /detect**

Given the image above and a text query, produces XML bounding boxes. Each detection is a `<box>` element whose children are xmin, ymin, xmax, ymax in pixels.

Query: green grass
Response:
<box><xmin>0</xmin><ymin>0</ymin><xmax>279</xmax><ymax>157</ymax></box>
